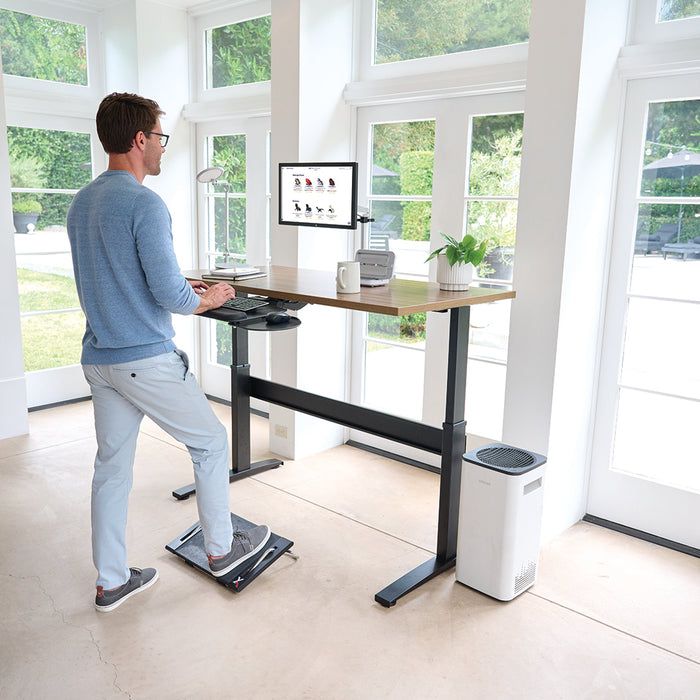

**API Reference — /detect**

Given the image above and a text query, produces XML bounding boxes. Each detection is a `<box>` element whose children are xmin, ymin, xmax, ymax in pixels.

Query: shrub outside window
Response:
<box><xmin>205</xmin><ymin>16</ymin><xmax>271</xmax><ymax>89</ymax></box>
<box><xmin>374</xmin><ymin>0</ymin><xmax>531</xmax><ymax>65</ymax></box>
<box><xmin>658</xmin><ymin>0</ymin><xmax>700</xmax><ymax>22</ymax></box>
<box><xmin>0</xmin><ymin>9</ymin><xmax>87</xmax><ymax>85</ymax></box>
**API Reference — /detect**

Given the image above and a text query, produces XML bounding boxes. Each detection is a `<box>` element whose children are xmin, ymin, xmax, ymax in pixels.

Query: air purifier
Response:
<box><xmin>456</xmin><ymin>443</ymin><xmax>547</xmax><ymax>601</ymax></box>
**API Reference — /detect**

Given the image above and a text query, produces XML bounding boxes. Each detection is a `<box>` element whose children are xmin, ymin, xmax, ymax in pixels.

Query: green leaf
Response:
<box><xmin>424</xmin><ymin>244</ymin><xmax>446</xmax><ymax>262</ymax></box>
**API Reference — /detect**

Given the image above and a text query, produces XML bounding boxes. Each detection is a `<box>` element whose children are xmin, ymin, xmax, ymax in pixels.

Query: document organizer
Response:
<box><xmin>166</xmin><ymin>513</ymin><xmax>295</xmax><ymax>592</ymax></box>
<box><xmin>355</xmin><ymin>249</ymin><xmax>395</xmax><ymax>287</ymax></box>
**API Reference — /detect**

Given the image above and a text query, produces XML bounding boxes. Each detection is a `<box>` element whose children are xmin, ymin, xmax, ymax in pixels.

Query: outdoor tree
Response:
<box><xmin>658</xmin><ymin>0</ymin><xmax>700</xmax><ymax>21</ymax></box>
<box><xmin>0</xmin><ymin>9</ymin><xmax>86</xmax><ymax>84</ymax></box>
<box><xmin>209</xmin><ymin>16</ymin><xmax>271</xmax><ymax>88</ymax></box>
<box><xmin>375</xmin><ymin>0</ymin><xmax>531</xmax><ymax>63</ymax></box>
<box><xmin>468</xmin><ymin>129</ymin><xmax>523</xmax><ymax>250</ymax></box>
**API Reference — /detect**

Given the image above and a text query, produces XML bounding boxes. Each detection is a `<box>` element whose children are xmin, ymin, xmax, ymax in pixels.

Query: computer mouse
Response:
<box><xmin>266</xmin><ymin>311</ymin><xmax>290</xmax><ymax>325</ymax></box>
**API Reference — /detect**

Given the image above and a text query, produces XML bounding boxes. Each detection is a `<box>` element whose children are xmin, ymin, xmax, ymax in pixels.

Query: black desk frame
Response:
<box><xmin>175</xmin><ymin>304</ymin><xmax>470</xmax><ymax>607</ymax></box>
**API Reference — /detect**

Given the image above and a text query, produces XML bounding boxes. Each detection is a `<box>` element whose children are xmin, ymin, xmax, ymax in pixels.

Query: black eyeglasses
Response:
<box><xmin>146</xmin><ymin>132</ymin><xmax>169</xmax><ymax>147</ymax></box>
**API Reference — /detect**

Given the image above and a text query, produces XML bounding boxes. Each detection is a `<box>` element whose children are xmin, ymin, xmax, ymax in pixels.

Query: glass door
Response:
<box><xmin>350</xmin><ymin>95</ymin><xmax>525</xmax><ymax>462</ymax></box>
<box><xmin>361</xmin><ymin>116</ymin><xmax>436</xmax><ymax>422</ymax></box>
<box><xmin>10</xmin><ymin>118</ymin><xmax>100</xmax><ymax>407</ymax></box>
<box><xmin>196</xmin><ymin>117</ymin><xmax>271</xmax><ymax>400</ymax></box>
<box><xmin>588</xmin><ymin>76</ymin><xmax>700</xmax><ymax>549</ymax></box>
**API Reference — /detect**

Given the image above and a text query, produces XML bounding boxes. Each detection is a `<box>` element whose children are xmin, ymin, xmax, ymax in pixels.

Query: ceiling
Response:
<box><xmin>74</xmin><ymin>0</ymin><xmax>217</xmax><ymax>11</ymax></box>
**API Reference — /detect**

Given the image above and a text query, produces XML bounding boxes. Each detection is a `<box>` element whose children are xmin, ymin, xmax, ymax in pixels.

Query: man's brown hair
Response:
<box><xmin>96</xmin><ymin>92</ymin><xmax>165</xmax><ymax>154</ymax></box>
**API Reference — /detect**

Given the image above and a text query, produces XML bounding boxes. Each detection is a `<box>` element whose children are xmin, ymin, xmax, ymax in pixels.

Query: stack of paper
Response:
<box><xmin>202</xmin><ymin>266</ymin><xmax>266</xmax><ymax>281</ymax></box>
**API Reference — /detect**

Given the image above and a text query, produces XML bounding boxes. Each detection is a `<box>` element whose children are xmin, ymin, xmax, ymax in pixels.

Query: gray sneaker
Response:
<box><xmin>94</xmin><ymin>567</ymin><xmax>159</xmax><ymax>612</ymax></box>
<box><xmin>208</xmin><ymin>525</ymin><xmax>271</xmax><ymax>578</ymax></box>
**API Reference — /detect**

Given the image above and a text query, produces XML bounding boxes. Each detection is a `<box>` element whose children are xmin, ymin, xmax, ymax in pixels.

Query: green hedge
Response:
<box><xmin>399</xmin><ymin>150</ymin><xmax>433</xmax><ymax>241</ymax></box>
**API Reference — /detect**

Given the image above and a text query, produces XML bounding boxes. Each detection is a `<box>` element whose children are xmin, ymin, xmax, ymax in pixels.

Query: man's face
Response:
<box><xmin>144</xmin><ymin>118</ymin><xmax>165</xmax><ymax>176</ymax></box>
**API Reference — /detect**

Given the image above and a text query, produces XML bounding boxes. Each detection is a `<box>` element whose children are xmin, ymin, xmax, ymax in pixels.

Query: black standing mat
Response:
<box><xmin>166</xmin><ymin>513</ymin><xmax>294</xmax><ymax>592</ymax></box>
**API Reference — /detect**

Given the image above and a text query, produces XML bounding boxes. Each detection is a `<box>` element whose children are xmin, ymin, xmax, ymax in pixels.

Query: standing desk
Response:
<box><xmin>182</xmin><ymin>265</ymin><xmax>515</xmax><ymax>607</ymax></box>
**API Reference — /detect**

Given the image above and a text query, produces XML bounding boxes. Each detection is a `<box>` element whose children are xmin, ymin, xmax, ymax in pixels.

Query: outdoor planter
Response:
<box><xmin>13</xmin><ymin>212</ymin><xmax>39</xmax><ymax>233</ymax></box>
<box><xmin>482</xmin><ymin>246</ymin><xmax>514</xmax><ymax>282</ymax></box>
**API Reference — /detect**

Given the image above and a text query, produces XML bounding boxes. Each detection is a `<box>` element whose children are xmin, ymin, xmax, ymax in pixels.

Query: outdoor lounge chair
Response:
<box><xmin>662</xmin><ymin>236</ymin><xmax>700</xmax><ymax>260</ymax></box>
<box><xmin>634</xmin><ymin>223</ymin><xmax>678</xmax><ymax>255</ymax></box>
<box><xmin>368</xmin><ymin>214</ymin><xmax>396</xmax><ymax>250</ymax></box>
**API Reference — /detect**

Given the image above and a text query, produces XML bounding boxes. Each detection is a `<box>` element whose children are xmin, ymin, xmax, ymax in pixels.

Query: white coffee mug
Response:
<box><xmin>336</xmin><ymin>260</ymin><xmax>361</xmax><ymax>294</ymax></box>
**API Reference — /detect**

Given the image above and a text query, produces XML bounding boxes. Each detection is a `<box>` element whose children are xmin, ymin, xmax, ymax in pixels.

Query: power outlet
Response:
<box><xmin>274</xmin><ymin>424</ymin><xmax>288</xmax><ymax>439</ymax></box>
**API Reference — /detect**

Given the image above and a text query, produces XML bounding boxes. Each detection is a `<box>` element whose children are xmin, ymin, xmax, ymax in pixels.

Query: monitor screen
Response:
<box><xmin>278</xmin><ymin>162</ymin><xmax>358</xmax><ymax>229</ymax></box>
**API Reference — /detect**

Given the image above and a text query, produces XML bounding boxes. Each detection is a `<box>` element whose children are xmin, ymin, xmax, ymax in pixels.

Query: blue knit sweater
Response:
<box><xmin>67</xmin><ymin>170</ymin><xmax>199</xmax><ymax>365</ymax></box>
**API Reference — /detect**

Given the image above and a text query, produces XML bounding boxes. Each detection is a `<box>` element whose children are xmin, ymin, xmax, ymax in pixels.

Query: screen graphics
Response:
<box><xmin>278</xmin><ymin>162</ymin><xmax>358</xmax><ymax>229</ymax></box>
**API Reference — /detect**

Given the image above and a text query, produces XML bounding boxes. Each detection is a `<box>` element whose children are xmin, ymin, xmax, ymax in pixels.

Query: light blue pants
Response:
<box><xmin>83</xmin><ymin>350</ymin><xmax>233</xmax><ymax>589</ymax></box>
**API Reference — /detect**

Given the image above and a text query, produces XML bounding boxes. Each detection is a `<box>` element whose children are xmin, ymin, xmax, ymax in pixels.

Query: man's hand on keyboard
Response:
<box><xmin>192</xmin><ymin>282</ymin><xmax>235</xmax><ymax>314</ymax></box>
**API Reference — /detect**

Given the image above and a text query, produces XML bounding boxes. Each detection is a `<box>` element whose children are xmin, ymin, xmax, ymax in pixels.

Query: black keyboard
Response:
<box><xmin>221</xmin><ymin>297</ymin><xmax>269</xmax><ymax>312</ymax></box>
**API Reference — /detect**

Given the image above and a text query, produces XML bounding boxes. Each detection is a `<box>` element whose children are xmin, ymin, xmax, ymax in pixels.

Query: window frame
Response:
<box><xmin>352</xmin><ymin>92</ymin><xmax>525</xmax><ymax>457</ymax></box>
<box><xmin>191</xmin><ymin>0</ymin><xmax>271</xmax><ymax>105</ymax></box>
<box><xmin>195</xmin><ymin>117</ymin><xmax>271</xmax><ymax>399</ymax></box>
<box><xmin>630</xmin><ymin>0</ymin><xmax>700</xmax><ymax>44</ymax></box>
<box><xmin>587</xmin><ymin>71</ymin><xmax>700</xmax><ymax>544</ymax></box>
<box><xmin>354</xmin><ymin>0</ymin><xmax>529</xmax><ymax>85</ymax></box>
<box><xmin>0</xmin><ymin>0</ymin><xmax>103</xmax><ymax>103</ymax></box>
<box><xmin>2</xmin><ymin>1</ymin><xmax>103</xmax><ymax>408</ymax></box>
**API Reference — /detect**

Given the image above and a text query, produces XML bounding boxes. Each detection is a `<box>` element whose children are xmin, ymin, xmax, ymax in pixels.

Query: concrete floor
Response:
<box><xmin>1</xmin><ymin>400</ymin><xmax>698</xmax><ymax>699</ymax></box>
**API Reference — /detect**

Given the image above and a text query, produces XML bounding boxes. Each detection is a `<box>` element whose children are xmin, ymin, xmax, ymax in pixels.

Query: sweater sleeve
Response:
<box><xmin>132</xmin><ymin>189</ymin><xmax>200</xmax><ymax>315</ymax></box>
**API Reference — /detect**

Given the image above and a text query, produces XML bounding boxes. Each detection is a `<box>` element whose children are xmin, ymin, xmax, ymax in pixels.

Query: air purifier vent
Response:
<box><xmin>476</xmin><ymin>446</ymin><xmax>535</xmax><ymax>470</ymax></box>
<box><xmin>514</xmin><ymin>561</ymin><xmax>537</xmax><ymax>595</ymax></box>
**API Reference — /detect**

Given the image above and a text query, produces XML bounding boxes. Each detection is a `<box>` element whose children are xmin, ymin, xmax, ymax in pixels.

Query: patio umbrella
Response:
<box><xmin>642</xmin><ymin>148</ymin><xmax>700</xmax><ymax>242</ymax></box>
<box><xmin>371</xmin><ymin>164</ymin><xmax>399</xmax><ymax>177</ymax></box>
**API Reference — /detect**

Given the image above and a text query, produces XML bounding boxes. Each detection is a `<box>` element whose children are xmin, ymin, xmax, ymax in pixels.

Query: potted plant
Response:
<box><xmin>426</xmin><ymin>232</ymin><xmax>489</xmax><ymax>290</ymax></box>
<box><xmin>9</xmin><ymin>154</ymin><xmax>46</xmax><ymax>232</ymax></box>
<box><xmin>12</xmin><ymin>198</ymin><xmax>43</xmax><ymax>233</ymax></box>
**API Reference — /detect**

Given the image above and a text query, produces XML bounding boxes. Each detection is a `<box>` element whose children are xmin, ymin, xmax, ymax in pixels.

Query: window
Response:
<box><xmin>630</xmin><ymin>0</ymin><xmax>700</xmax><ymax>42</ymax></box>
<box><xmin>0</xmin><ymin>9</ymin><xmax>87</xmax><ymax>85</ymax></box>
<box><xmin>11</xmin><ymin>125</ymin><xmax>92</xmax><ymax>371</ymax></box>
<box><xmin>363</xmin><ymin>119</ymin><xmax>435</xmax><ymax>420</ymax></box>
<box><xmin>200</xmin><ymin>132</ymin><xmax>248</xmax><ymax>367</ymax></box>
<box><xmin>618</xmin><ymin>97</ymin><xmax>700</xmax><ymax>490</ymax></box>
<box><xmin>466</xmin><ymin>113</ymin><xmax>523</xmax><ymax>363</ymax></box>
<box><xmin>196</xmin><ymin>119</ymin><xmax>271</xmax><ymax>377</ymax></box>
<box><xmin>587</xmin><ymin>75</ymin><xmax>700</xmax><ymax>545</ymax></box>
<box><xmin>354</xmin><ymin>100</ymin><xmax>524</xmax><ymax>443</ymax></box>
<box><xmin>374</xmin><ymin>0</ymin><xmax>531</xmax><ymax>65</ymax></box>
<box><xmin>658</xmin><ymin>0</ymin><xmax>700</xmax><ymax>21</ymax></box>
<box><xmin>201</xmin><ymin>133</ymin><xmax>248</xmax><ymax>268</ymax></box>
<box><xmin>205</xmin><ymin>15</ymin><xmax>271</xmax><ymax>89</ymax></box>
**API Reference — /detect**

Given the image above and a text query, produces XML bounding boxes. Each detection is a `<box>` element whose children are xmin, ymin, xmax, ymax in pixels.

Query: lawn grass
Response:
<box><xmin>17</xmin><ymin>268</ymin><xmax>84</xmax><ymax>372</ymax></box>
<box><xmin>17</xmin><ymin>267</ymin><xmax>80</xmax><ymax>312</ymax></box>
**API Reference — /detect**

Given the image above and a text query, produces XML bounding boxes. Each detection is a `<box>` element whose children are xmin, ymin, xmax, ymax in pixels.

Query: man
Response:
<box><xmin>67</xmin><ymin>92</ymin><xmax>270</xmax><ymax>612</ymax></box>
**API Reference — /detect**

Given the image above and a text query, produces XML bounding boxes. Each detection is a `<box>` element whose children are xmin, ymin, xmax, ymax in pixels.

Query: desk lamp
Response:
<box><xmin>196</xmin><ymin>166</ymin><xmax>233</xmax><ymax>269</ymax></box>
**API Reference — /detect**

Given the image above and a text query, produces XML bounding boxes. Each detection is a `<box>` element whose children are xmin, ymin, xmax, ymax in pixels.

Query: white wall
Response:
<box><xmin>503</xmin><ymin>0</ymin><xmax>630</xmax><ymax>540</ymax></box>
<box><xmin>268</xmin><ymin>0</ymin><xmax>355</xmax><ymax>459</ymax></box>
<box><xmin>102</xmin><ymin>0</ymin><xmax>197</xmax><ymax>358</ymax></box>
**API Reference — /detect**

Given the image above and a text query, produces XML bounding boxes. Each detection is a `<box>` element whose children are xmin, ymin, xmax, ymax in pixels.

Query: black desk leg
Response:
<box><xmin>172</xmin><ymin>323</ymin><xmax>283</xmax><ymax>500</ymax></box>
<box><xmin>375</xmin><ymin>306</ymin><xmax>469</xmax><ymax>607</ymax></box>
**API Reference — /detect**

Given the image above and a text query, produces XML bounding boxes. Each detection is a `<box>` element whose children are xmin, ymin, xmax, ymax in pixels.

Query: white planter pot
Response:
<box><xmin>437</xmin><ymin>255</ymin><xmax>474</xmax><ymax>290</ymax></box>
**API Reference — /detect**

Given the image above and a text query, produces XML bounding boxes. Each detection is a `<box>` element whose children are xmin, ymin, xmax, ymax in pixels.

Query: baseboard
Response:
<box><xmin>583</xmin><ymin>514</ymin><xmax>699</xmax><ymax>559</ymax></box>
<box><xmin>204</xmin><ymin>394</ymin><xmax>268</xmax><ymax>419</ymax></box>
<box><xmin>28</xmin><ymin>395</ymin><xmax>92</xmax><ymax>413</ymax></box>
<box><xmin>345</xmin><ymin>439</ymin><xmax>440</xmax><ymax>474</ymax></box>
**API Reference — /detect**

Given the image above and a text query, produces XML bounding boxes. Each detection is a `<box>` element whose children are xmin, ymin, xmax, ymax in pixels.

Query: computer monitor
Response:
<box><xmin>278</xmin><ymin>162</ymin><xmax>358</xmax><ymax>229</ymax></box>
